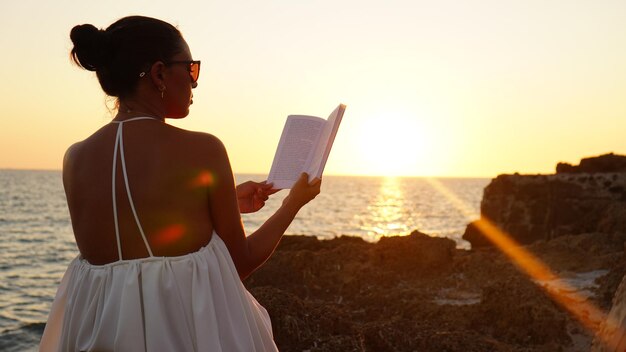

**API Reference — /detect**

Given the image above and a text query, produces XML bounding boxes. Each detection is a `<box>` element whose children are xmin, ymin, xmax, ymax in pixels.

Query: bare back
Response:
<box><xmin>63</xmin><ymin>118</ymin><xmax>224</xmax><ymax>265</ymax></box>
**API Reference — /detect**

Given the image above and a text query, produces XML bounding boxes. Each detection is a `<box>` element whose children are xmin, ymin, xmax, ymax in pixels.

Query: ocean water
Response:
<box><xmin>0</xmin><ymin>169</ymin><xmax>489</xmax><ymax>350</ymax></box>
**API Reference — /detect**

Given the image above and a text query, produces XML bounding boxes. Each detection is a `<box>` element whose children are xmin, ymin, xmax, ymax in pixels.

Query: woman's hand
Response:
<box><xmin>236</xmin><ymin>181</ymin><xmax>279</xmax><ymax>213</ymax></box>
<box><xmin>282</xmin><ymin>173</ymin><xmax>322</xmax><ymax>210</ymax></box>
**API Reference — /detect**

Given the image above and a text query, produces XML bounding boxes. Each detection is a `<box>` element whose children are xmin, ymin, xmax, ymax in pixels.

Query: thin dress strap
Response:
<box><xmin>110</xmin><ymin>117</ymin><xmax>159</xmax><ymax>260</ymax></box>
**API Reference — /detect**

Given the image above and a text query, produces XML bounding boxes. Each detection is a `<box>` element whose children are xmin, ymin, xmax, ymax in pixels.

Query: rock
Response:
<box><xmin>557</xmin><ymin>153</ymin><xmax>626</xmax><ymax>174</ymax></box>
<box><xmin>463</xmin><ymin>166</ymin><xmax>626</xmax><ymax>248</ymax></box>
<box><xmin>556</xmin><ymin>162</ymin><xmax>577</xmax><ymax>174</ymax></box>
<box><xmin>474</xmin><ymin>279</ymin><xmax>570</xmax><ymax>345</ymax></box>
<box><xmin>598</xmin><ymin>204</ymin><xmax>626</xmax><ymax>234</ymax></box>
<box><xmin>595</xmin><ymin>254</ymin><xmax>626</xmax><ymax>310</ymax></box>
<box><xmin>463</xmin><ymin>220</ymin><xmax>493</xmax><ymax>248</ymax></box>
<box><xmin>250</xmin><ymin>286</ymin><xmax>357</xmax><ymax>351</ymax></box>
<box><xmin>525</xmin><ymin>232</ymin><xmax>625</xmax><ymax>273</ymax></box>
<box><xmin>359</xmin><ymin>319</ymin><xmax>512</xmax><ymax>352</ymax></box>
<box><xmin>244</xmin><ymin>231</ymin><xmax>618</xmax><ymax>351</ymax></box>
<box><xmin>592</xmin><ymin>274</ymin><xmax>626</xmax><ymax>352</ymax></box>
<box><xmin>373</xmin><ymin>230</ymin><xmax>456</xmax><ymax>275</ymax></box>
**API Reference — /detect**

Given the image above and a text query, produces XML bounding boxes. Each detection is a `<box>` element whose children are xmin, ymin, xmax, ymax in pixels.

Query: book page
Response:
<box><xmin>267</xmin><ymin>115</ymin><xmax>325</xmax><ymax>189</ymax></box>
<box><xmin>307</xmin><ymin>104</ymin><xmax>346</xmax><ymax>178</ymax></box>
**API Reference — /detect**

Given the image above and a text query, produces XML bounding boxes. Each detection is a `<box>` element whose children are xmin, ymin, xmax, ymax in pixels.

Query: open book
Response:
<box><xmin>267</xmin><ymin>104</ymin><xmax>346</xmax><ymax>189</ymax></box>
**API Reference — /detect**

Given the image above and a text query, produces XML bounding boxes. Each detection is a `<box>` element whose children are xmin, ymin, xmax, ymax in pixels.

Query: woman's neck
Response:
<box><xmin>115</xmin><ymin>99</ymin><xmax>165</xmax><ymax>122</ymax></box>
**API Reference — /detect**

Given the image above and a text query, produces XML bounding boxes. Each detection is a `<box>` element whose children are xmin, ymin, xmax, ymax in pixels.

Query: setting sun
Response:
<box><xmin>354</xmin><ymin>112</ymin><xmax>432</xmax><ymax>176</ymax></box>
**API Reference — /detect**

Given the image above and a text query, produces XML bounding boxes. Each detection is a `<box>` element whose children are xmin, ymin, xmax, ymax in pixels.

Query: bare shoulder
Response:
<box><xmin>168</xmin><ymin>124</ymin><xmax>222</xmax><ymax>144</ymax></box>
<box><xmin>63</xmin><ymin>123</ymin><xmax>113</xmax><ymax>168</ymax></box>
<box><xmin>185</xmin><ymin>129</ymin><xmax>225</xmax><ymax>149</ymax></box>
<box><xmin>166</xmin><ymin>125</ymin><xmax>229</xmax><ymax>161</ymax></box>
<box><xmin>63</xmin><ymin>141</ymin><xmax>84</xmax><ymax>171</ymax></box>
<box><xmin>62</xmin><ymin>140</ymin><xmax>88</xmax><ymax>189</ymax></box>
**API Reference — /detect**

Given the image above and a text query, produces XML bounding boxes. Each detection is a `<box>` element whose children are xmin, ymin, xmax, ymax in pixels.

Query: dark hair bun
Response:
<box><xmin>70</xmin><ymin>24</ymin><xmax>110</xmax><ymax>71</ymax></box>
<box><xmin>70</xmin><ymin>16</ymin><xmax>183</xmax><ymax>98</ymax></box>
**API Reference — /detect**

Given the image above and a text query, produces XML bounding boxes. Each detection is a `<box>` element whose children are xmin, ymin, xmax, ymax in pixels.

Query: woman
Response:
<box><xmin>39</xmin><ymin>15</ymin><xmax>320</xmax><ymax>351</ymax></box>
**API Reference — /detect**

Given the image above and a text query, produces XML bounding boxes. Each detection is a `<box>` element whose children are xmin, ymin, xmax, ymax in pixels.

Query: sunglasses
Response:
<box><xmin>165</xmin><ymin>60</ymin><xmax>201</xmax><ymax>83</ymax></box>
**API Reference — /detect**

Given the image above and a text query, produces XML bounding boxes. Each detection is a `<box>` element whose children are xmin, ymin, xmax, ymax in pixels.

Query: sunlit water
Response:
<box><xmin>0</xmin><ymin>169</ymin><xmax>488</xmax><ymax>349</ymax></box>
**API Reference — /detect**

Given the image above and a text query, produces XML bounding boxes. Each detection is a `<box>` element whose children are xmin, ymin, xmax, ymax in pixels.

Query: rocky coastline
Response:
<box><xmin>245</xmin><ymin>154</ymin><xmax>626</xmax><ymax>351</ymax></box>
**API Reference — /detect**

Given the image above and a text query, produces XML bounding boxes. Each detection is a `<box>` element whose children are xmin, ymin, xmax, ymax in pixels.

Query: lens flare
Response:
<box><xmin>153</xmin><ymin>224</ymin><xmax>186</xmax><ymax>247</ymax></box>
<box><xmin>190</xmin><ymin>170</ymin><xmax>214</xmax><ymax>188</ymax></box>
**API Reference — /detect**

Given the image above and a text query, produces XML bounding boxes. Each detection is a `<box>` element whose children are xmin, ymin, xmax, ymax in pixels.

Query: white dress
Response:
<box><xmin>39</xmin><ymin>117</ymin><xmax>277</xmax><ymax>351</ymax></box>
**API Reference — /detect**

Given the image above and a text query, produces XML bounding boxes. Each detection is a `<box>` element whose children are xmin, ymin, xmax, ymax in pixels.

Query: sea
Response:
<box><xmin>0</xmin><ymin>169</ymin><xmax>489</xmax><ymax>351</ymax></box>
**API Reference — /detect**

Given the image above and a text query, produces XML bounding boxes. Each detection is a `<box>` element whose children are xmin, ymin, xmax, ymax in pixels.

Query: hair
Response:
<box><xmin>70</xmin><ymin>16</ymin><xmax>184</xmax><ymax>99</ymax></box>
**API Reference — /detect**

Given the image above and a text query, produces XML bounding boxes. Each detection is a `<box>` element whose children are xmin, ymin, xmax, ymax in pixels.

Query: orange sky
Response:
<box><xmin>1</xmin><ymin>0</ymin><xmax>625</xmax><ymax>177</ymax></box>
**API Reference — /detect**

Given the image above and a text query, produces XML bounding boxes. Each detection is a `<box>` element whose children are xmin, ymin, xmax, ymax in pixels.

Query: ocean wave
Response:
<box><xmin>0</xmin><ymin>322</ymin><xmax>44</xmax><ymax>352</ymax></box>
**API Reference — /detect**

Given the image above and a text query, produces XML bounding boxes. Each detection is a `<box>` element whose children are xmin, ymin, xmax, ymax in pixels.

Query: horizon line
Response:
<box><xmin>0</xmin><ymin>167</ymin><xmax>533</xmax><ymax>179</ymax></box>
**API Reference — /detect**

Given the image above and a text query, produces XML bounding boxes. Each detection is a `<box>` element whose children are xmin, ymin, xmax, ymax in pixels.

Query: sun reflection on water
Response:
<box><xmin>359</xmin><ymin>176</ymin><xmax>411</xmax><ymax>241</ymax></box>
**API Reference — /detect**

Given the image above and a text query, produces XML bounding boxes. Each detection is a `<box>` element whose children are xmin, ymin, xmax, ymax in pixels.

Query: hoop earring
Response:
<box><xmin>160</xmin><ymin>85</ymin><xmax>166</xmax><ymax>99</ymax></box>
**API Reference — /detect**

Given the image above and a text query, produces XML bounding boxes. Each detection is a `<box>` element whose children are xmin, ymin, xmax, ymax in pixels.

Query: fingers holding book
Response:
<box><xmin>283</xmin><ymin>173</ymin><xmax>321</xmax><ymax>209</ymax></box>
<box><xmin>236</xmin><ymin>180</ymin><xmax>280</xmax><ymax>213</ymax></box>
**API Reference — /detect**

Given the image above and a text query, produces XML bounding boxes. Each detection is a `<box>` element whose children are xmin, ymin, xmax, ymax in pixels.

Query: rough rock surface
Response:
<box><xmin>592</xmin><ymin>275</ymin><xmax>626</xmax><ymax>352</ymax></box>
<box><xmin>463</xmin><ymin>154</ymin><xmax>626</xmax><ymax>248</ymax></box>
<box><xmin>244</xmin><ymin>231</ymin><xmax>626</xmax><ymax>351</ymax></box>
<box><xmin>557</xmin><ymin>153</ymin><xmax>626</xmax><ymax>174</ymax></box>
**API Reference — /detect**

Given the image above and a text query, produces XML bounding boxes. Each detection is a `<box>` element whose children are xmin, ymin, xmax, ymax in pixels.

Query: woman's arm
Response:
<box><xmin>241</xmin><ymin>173</ymin><xmax>320</xmax><ymax>275</ymax></box>
<box><xmin>206</xmin><ymin>136</ymin><xmax>320</xmax><ymax>280</ymax></box>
